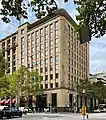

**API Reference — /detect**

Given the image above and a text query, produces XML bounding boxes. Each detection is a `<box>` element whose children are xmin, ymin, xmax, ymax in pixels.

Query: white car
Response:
<box><xmin>0</xmin><ymin>106</ymin><xmax>8</xmax><ymax>110</ymax></box>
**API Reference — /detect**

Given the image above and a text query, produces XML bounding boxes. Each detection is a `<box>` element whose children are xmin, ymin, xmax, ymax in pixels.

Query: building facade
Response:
<box><xmin>0</xmin><ymin>9</ymin><xmax>89</xmax><ymax>110</ymax></box>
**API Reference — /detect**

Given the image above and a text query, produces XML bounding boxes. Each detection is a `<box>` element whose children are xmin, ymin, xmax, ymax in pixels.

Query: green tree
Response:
<box><xmin>92</xmin><ymin>81</ymin><xmax>106</xmax><ymax>100</ymax></box>
<box><xmin>21</xmin><ymin>70</ymin><xmax>43</xmax><ymax>107</ymax></box>
<box><xmin>78</xmin><ymin>79</ymin><xmax>106</xmax><ymax>100</ymax></box>
<box><xmin>0</xmin><ymin>51</ymin><xmax>6</xmax><ymax>78</ymax></box>
<box><xmin>0</xmin><ymin>0</ymin><xmax>58</xmax><ymax>23</ymax></box>
<box><xmin>74</xmin><ymin>0</ymin><xmax>106</xmax><ymax>38</ymax></box>
<box><xmin>4</xmin><ymin>66</ymin><xmax>43</xmax><ymax>107</ymax></box>
<box><xmin>0</xmin><ymin>75</ymin><xmax>10</xmax><ymax>97</ymax></box>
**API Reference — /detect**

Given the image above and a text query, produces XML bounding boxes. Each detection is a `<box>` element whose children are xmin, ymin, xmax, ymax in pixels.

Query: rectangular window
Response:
<box><xmin>55</xmin><ymin>30</ymin><xmax>58</xmax><ymax>39</ymax></box>
<box><xmin>40</xmin><ymin>44</ymin><xmax>43</xmax><ymax>49</ymax></box>
<box><xmin>51</xmin><ymin>83</ymin><xmax>53</xmax><ymax>88</ymax></box>
<box><xmin>56</xmin><ymin>64</ymin><xmax>58</xmax><ymax>70</ymax></box>
<box><xmin>45</xmin><ymin>59</ymin><xmax>48</xmax><ymax>64</ymax></box>
<box><xmin>36</xmin><ymin>30</ymin><xmax>39</xmax><ymax>37</ymax></box>
<box><xmin>55</xmin><ymin>56</ymin><xmax>59</xmax><ymax>63</ymax></box>
<box><xmin>68</xmin><ymin>75</ymin><xmax>70</xmax><ymax>80</ymax></box>
<box><xmin>50</xmin><ymin>74</ymin><xmax>53</xmax><ymax>79</ymax></box>
<box><xmin>32</xmin><ymin>40</ymin><xmax>34</xmax><ymax>46</ymax></box>
<box><xmin>41</xmin><ymin>52</ymin><xmax>43</xmax><ymax>57</ymax></box>
<box><xmin>28</xmin><ymin>56</ymin><xmax>30</xmax><ymax>61</ymax></box>
<box><xmin>28</xmin><ymin>41</ymin><xmax>30</xmax><ymax>48</ymax></box>
<box><xmin>21</xmin><ymin>58</ymin><xmax>24</xmax><ymax>63</ymax></box>
<box><xmin>40</xmin><ymin>28</ymin><xmax>43</xmax><ymax>37</ymax></box>
<box><xmin>50</xmin><ymin>24</ymin><xmax>53</xmax><ymax>33</ymax></box>
<box><xmin>50</xmin><ymin>41</ymin><xmax>53</xmax><ymax>46</ymax></box>
<box><xmin>21</xmin><ymin>37</ymin><xmax>24</xmax><ymax>45</ymax></box>
<box><xmin>45</xmin><ymin>50</ymin><xmax>48</xmax><ymax>56</ymax></box>
<box><xmin>28</xmin><ymin>63</ymin><xmax>30</xmax><ymax>68</ymax></box>
<box><xmin>36</xmin><ymin>38</ymin><xmax>39</xmax><ymax>44</ymax></box>
<box><xmin>45</xmin><ymin>42</ymin><xmax>48</xmax><ymax>48</ymax></box>
<box><xmin>45</xmin><ymin>67</ymin><xmax>48</xmax><ymax>72</ymax></box>
<box><xmin>31</xmin><ymin>33</ymin><xmax>34</xmax><ymax>40</ymax></box>
<box><xmin>56</xmin><ymin>73</ymin><xmax>58</xmax><ymax>79</ymax></box>
<box><xmin>50</xmin><ymin>49</ymin><xmax>53</xmax><ymax>55</ymax></box>
<box><xmin>37</xmin><ymin>54</ymin><xmax>39</xmax><ymax>59</ymax></box>
<box><xmin>21</xmin><ymin>29</ymin><xmax>24</xmax><ymax>35</ymax></box>
<box><xmin>50</xmin><ymin>32</ymin><xmax>53</xmax><ymax>39</ymax></box>
<box><xmin>21</xmin><ymin>44</ymin><xmax>24</xmax><ymax>49</ymax></box>
<box><xmin>40</xmin><ymin>68</ymin><xmax>43</xmax><ymax>73</ymax></box>
<box><xmin>55</xmin><ymin>82</ymin><xmax>58</xmax><ymax>87</ymax></box>
<box><xmin>45</xmin><ymin>75</ymin><xmax>48</xmax><ymax>80</ymax></box>
<box><xmin>45</xmin><ymin>84</ymin><xmax>48</xmax><ymax>89</ymax></box>
<box><xmin>36</xmin><ymin>46</ymin><xmax>39</xmax><ymax>51</ymax></box>
<box><xmin>27</xmin><ymin>34</ymin><xmax>30</xmax><ymax>40</ymax></box>
<box><xmin>28</xmin><ymin>49</ymin><xmax>30</xmax><ymax>54</ymax></box>
<box><xmin>56</xmin><ymin>47</ymin><xmax>58</xmax><ymax>53</ymax></box>
<box><xmin>50</xmin><ymin>66</ymin><xmax>53</xmax><ymax>71</ymax></box>
<box><xmin>55</xmin><ymin>21</ymin><xmax>58</xmax><ymax>30</ymax></box>
<box><xmin>36</xmin><ymin>61</ymin><xmax>39</xmax><ymax>66</ymax></box>
<box><xmin>8</xmin><ymin>57</ymin><xmax>10</xmax><ymax>61</ymax></box>
<box><xmin>55</xmin><ymin>38</ymin><xmax>59</xmax><ymax>44</ymax></box>
<box><xmin>21</xmin><ymin>51</ymin><xmax>24</xmax><ymax>56</ymax></box>
<box><xmin>45</xmin><ymin>35</ymin><xmax>48</xmax><ymax>41</ymax></box>
<box><xmin>32</xmin><ymin>47</ymin><xmax>34</xmax><ymax>53</ymax></box>
<box><xmin>13</xmin><ymin>55</ymin><xmax>15</xmax><ymax>59</ymax></box>
<box><xmin>50</xmin><ymin>57</ymin><xmax>53</xmax><ymax>63</ymax></box>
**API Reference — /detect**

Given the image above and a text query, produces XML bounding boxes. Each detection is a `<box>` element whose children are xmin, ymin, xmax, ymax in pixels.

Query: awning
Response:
<box><xmin>5</xmin><ymin>99</ymin><xmax>11</xmax><ymax>104</ymax></box>
<box><xmin>0</xmin><ymin>100</ymin><xmax>5</xmax><ymax>104</ymax></box>
<box><xmin>12</xmin><ymin>98</ymin><xmax>16</xmax><ymax>103</ymax></box>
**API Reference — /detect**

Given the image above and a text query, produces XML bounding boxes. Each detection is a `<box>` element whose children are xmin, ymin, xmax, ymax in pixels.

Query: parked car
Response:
<box><xmin>2</xmin><ymin>107</ymin><xmax>22</xmax><ymax>119</ymax></box>
<box><xmin>0</xmin><ymin>106</ymin><xmax>8</xmax><ymax>111</ymax></box>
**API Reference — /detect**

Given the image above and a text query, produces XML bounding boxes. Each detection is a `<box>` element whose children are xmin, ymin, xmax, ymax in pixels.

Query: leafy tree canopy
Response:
<box><xmin>78</xmin><ymin>79</ymin><xmax>106</xmax><ymax>100</ymax></box>
<box><xmin>0</xmin><ymin>0</ymin><xmax>58</xmax><ymax>23</ymax></box>
<box><xmin>1</xmin><ymin>0</ymin><xmax>105</xmax><ymax>38</ymax></box>
<box><xmin>0</xmin><ymin>51</ymin><xmax>6</xmax><ymax>78</ymax></box>
<box><xmin>74</xmin><ymin>0</ymin><xmax>106</xmax><ymax>38</ymax></box>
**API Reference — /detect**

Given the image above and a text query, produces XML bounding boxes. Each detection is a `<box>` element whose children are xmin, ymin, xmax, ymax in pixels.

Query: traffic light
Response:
<box><xmin>64</xmin><ymin>0</ymin><xmax>68</xmax><ymax>2</ymax></box>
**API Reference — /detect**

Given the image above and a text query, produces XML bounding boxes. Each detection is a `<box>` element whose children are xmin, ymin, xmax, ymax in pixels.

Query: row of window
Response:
<box><xmin>43</xmin><ymin>82</ymin><xmax>58</xmax><ymax>89</ymax></box>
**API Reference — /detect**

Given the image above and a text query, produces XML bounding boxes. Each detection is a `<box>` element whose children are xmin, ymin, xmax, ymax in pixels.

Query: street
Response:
<box><xmin>10</xmin><ymin>113</ymin><xmax>106</xmax><ymax>120</ymax></box>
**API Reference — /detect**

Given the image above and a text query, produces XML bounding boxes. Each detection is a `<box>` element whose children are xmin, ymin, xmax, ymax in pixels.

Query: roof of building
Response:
<box><xmin>27</xmin><ymin>9</ymin><xmax>77</xmax><ymax>31</ymax></box>
<box><xmin>0</xmin><ymin>9</ymin><xmax>77</xmax><ymax>42</ymax></box>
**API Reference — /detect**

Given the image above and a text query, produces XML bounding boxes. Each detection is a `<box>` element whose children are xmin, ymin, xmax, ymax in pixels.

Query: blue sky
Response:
<box><xmin>0</xmin><ymin>0</ymin><xmax>106</xmax><ymax>74</ymax></box>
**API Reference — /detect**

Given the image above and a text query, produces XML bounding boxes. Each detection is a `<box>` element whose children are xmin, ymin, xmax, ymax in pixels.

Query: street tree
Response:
<box><xmin>74</xmin><ymin>0</ymin><xmax>106</xmax><ymax>38</ymax></box>
<box><xmin>5</xmin><ymin>66</ymin><xmax>43</xmax><ymax>107</ymax></box>
<box><xmin>0</xmin><ymin>75</ymin><xmax>10</xmax><ymax>97</ymax></box>
<box><xmin>78</xmin><ymin>79</ymin><xmax>106</xmax><ymax>100</ymax></box>
<box><xmin>21</xmin><ymin>70</ymin><xmax>43</xmax><ymax>107</ymax></box>
<box><xmin>0</xmin><ymin>51</ymin><xmax>6</xmax><ymax>78</ymax></box>
<box><xmin>0</xmin><ymin>0</ymin><xmax>58</xmax><ymax>23</ymax></box>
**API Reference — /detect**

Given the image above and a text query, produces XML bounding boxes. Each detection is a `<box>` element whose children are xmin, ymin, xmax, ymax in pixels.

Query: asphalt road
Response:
<box><xmin>7</xmin><ymin>113</ymin><xmax>106</xmax><ymax>120</ymax></box>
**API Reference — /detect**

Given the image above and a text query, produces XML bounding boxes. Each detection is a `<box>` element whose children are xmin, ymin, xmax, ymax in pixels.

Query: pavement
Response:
<box><xmin>8</xmin><ymin>112</ymin><xmax>106</xmax><ymax>120</ymax></box>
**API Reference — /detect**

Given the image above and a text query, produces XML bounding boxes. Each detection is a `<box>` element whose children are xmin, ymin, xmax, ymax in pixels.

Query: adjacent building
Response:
<box><xmin>0</xmin><ymin>9</ymin><xmax>89</xmax><ymax>110</ymax></box>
